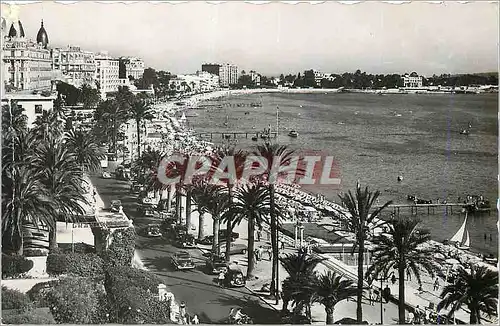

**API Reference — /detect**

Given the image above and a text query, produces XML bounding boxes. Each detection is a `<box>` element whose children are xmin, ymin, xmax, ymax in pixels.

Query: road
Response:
<box><xmin>91</xmin><ymin>175</ymin><xmax>280</xmax><ymax>324</ymax></box>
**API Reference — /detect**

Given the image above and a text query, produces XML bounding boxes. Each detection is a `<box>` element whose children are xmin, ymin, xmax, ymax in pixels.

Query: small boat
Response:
<box><xmin>460</xmin><ymin>129</ymin><xmax>470</xmax><ymax>135</ymax></box>
<box><xmin>337</xmin><ymin>122</ymin><xmax>345</xmax><ymax>125</ymax></box>
<box><xmin>288</xmin><ymin>130</ymin><xmax>299</xmax><ymax>138</ymax></box>
<box><xmin>397</xmin><ymin>175</ymin><xmax>403</xmax><ymax>182</ymax></box>
<box><xmin>449</xmin><ymin>213</ymin><xmax>470</xmax><ymax>250</ymax></box>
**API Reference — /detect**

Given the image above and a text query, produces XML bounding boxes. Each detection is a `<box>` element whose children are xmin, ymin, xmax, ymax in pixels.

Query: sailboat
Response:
<box><xmin>449</xmin><ymin>213</ymin><xmax>470</xmax><ymax>250</ymax></box>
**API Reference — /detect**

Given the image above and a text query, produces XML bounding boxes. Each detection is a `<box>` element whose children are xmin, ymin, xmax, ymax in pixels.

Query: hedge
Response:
<box><xmin>1</xmin><ymin>286</ymin><xmax>33</xmax><ymax>312</ymax></box>
<box><xmin>2</xmin><ymin>254</ymin><xmax>34</xmax><ymax>278</ymax></box>
<box><xmin>102</xmin><ymin>227</ymin><xmax>136</xmax><ymax>267</ymax></box>
<box><xmin>2</xmin><ymin>308</ymin><xmax>55</xmax><ymax>324</ymax></box>
<box><xmin>46</xmin><ymin>251</ymin><xmax>104</xmax><ymax>277</ymax></box>
<box><xmin>46</xmin><ymin>277</ymin><xmax>106</xmax><ymax>324</ymax></box>
<box><xmin>27</xmin><ymin>280</ymin><xmax>61</xmax><ymax>308</ymax></box>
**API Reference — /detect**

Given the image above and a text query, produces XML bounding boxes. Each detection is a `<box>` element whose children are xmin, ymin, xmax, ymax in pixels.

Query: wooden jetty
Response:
<box><xmin>371</xmin><ymin>203</ymin><xmax>490</xmax><ymax>216</ymax></box>
<box><xmin>195</xmin><ymin>131</ymin><xmax>278</xmax><ymax>140</ymax></box>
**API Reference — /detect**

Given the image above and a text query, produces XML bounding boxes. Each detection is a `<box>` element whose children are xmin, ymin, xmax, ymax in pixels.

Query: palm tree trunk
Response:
<box><xmin>325</xmin><ymin>306</ymin><xmax>334</xmax><ymax>324</ymax></box>
<box><xmin>356</xmin><ymin>240</ymin><xmax>364</xmax><ymax>323</ymax></box>
<box><xmin>398</xmin><ymin>266</ymin><xmax>406</xmax><ymax>324</ymax></box>
<box><xmin>213</xmin><ymin>217</ymin><xmax>220</xmax><ymax>256</ymax></box>
<box><xmin>269</xmin><ymin>184</ymin><xmax>278</xmax><ymax>297</ymax></box>
<box><xmin>167</xmin><ymin>185</ymin><xmax>172</xmax><ymax>212</ymax></box>
<box><xmin>469</xmin><ymin>309</ymin><xmax>478</xmax><ymax>324</ymax></box>
<box><xmin>16</xmin><ymin>218</ymin><xmax>24</xmax><ymax>256</ymax></box>
<box><xmin>175</xmin><ymin>185</ymin><xmax>181</xmax><ymax>223</ymax></box>
<box><xmin>185</xmin><ymin>190</ymin><xmax>192</xmax><ymax>228</ymax></box>
<box><xmin>136</xmin><ymin>119</ymin><xmax>141</xmax><ymax>158</ymax></box>
<box><xmin>247</xmin><ymin>215</ymin><xmax>256</xmax><ymax>279</ymax></box>
<box><xmin>225</xmin><ymin>186</ymin><xmax>233</xmax><ymax>262</ymax></box>
<box><xmin>49</xmin><ymin>226</ymin><xmax>57</xmax><ymax>250</ymax></box>
<box><xmin>198</xmin><ymin>212</ymin><xmax>205</xmax><ymax>239</ymax></box>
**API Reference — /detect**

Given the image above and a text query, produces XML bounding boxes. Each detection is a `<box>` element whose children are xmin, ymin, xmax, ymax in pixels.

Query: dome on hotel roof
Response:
<box><xmin>8</xmin><ymin>20</ymin><xmax>25</xmax><ymax>38</ymax></box>
<box><xmin>36</xmin><ymin>20</ymin><xmax>48</xmax><ymax>48</ymax></box>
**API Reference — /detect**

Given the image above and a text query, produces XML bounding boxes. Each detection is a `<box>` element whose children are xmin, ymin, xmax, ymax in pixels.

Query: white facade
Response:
<box><xmin>95</xmin><ymin>53</ymin><xmax>120</xmax><ymax>97</ymax></box>
<box><xmin>2</xmin><ymin>92</ymin><xmax>56</xmax><ymax>127</ymax></box>
<box><xmin>402</xmin><ymin>73</ymin><xmax>423</xmax><ymax>88</ymax></box>
<box><xmin>52</xmin><ymin>46</ymin><xmax>96</xmax><ymax>88</ymax></box>
<box><xmin>249</xmin><ymin>70</ymin><xmax>261</xmax><ymax>86</ymax></box>
<box><xmin>219</xmin><ymin>63</ymin><xmax>238</xmax><ymax>87</ymax></box>
<box><xmin>122</xmin><ymin>57</ymin><xmax>144</xmax><ymax>80</ymax></box>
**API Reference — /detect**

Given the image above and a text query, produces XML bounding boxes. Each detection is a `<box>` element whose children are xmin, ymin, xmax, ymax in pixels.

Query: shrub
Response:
<box><xmin>2</xmin><ymin>308</ymin><xmax>55</xmax><ymax>324</ymax></box>
<box><xmin>104</xmin><ymin>265</ymin><xmax>163</xmax><ymax>296</ymax></box>
<box><xmin>102</xmin><ymin>227</ymin><xmax>136</xmax><ymax>267</ymax></box>
<box><xmin>2</xmin><ymin>254</ymin><xmax>34</xmax><ymax>278</ymax></box>
<box><xmin>59</xmin><ymin>242</ymin><xmax>95</xmax><ymax>254</ymax></box>
<box><xmin>46</xmin><ymin>277</ymin><xmax>104</xmax><ymax>324</ymax></box>
<box><xmin>24</xmin><ymin>249</ymin><xmax>49</xmax><ymax>257</ymax></box>
<box><xmin>27</xmin><ymin>280</ymin><xmax>60</xmax><ymax>308</ymax></box>
<box><xmin>46</xmin><ymin>252</ymin><xmax>104</xmax><ymax>277</ymax></box>
<box><xmin>1</xmin><ymin>286</ymin><xmax>33</xmax><ymax>312</ymax></box>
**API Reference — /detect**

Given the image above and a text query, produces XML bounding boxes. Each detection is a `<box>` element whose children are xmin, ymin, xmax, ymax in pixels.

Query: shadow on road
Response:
<box><xmin>209</xmin><ymin>293</ymin><xmax>281</xmax><ymax>324</ymax></box>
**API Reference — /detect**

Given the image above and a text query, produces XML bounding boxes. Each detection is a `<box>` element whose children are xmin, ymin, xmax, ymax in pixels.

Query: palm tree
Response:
<box><xmin>189</xmin><ymin>180</ymin><xmax>212</xmax><ymax>239</ymax></box>
<box><xmin>32</xmin><ymin>110</ymin><xmax>64</xmax><ymax>141</ymax></box>
<box><xmin>32</xmin><ymin>136</ymin><xmax>88</xmax><ymax>249</ymax></box>
<box><xmin>2</xmin><ymin>102</ymin><xmax>28</xmax><ymax>145</ymax></box>
<box><xmin>256</xmin><ymin>142</ymin><xmax>298</xmax><ymax>298</ymax></box>
<box><xmin>280</xmin><ymin>249</ymin><xmax>324</xmax><ymax>322</ymax></box>
<box><xmin>225</xmin><ymin>183</ymin><xmax>270</xmax><ymax>279</ymax></box>
<box><xmin>313</xmin><ymin>271</ymin><xmax>357</xmax><ymax>324</ymax></box>
<box><xmin>204</xmin><ymin>185</ymin><xmax>230</xmax><ymax>256</ymax></box>
<box><xmin>337</xmin><ymin>182</ymin><xmax>392</xmax><ymax>323</ymax></box>
<box><xmin>65</xmin><ymin>129</ymin><xmax>105</xmax><ymax>172</ymax></box>
<box><xmin>129</xmin><ymin>97</ymin><xmax>154</xmax><ymax>158</ymax></box>
<box><xmin>211</xmin><ymin>147</ymin><xmax>248</xmax><ymax>262</ymax></box>
<box><xmin>2</xmin><ymin>165</ymin><xmax>56</xmax><ymax>255</ymax></box>
<box><xmin>438</xmin><ymin>264</ymin><xmax>498</xmax><ymax>324</ymax></box>
<box><xmin>366</xmin><ymin>218</ymin><xmax>437</xmax><ymax>324</ymax></box>
<box><xmin>96</xmin><ymin>99</ymin><xmax>128</xmax><ymax>157</ymax></box>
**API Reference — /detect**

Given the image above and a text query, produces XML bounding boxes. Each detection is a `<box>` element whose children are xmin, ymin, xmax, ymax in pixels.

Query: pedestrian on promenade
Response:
<box><xmin>179</xmin><ymin>302</ymin><xmax>187</xmax><ymax>325</ymax></box>
<box><xmin>414</xmin><ymin>305</ymin><xmax>422</xmax><ymax>324</ymax></box>
<box><xmin>257</xmin><ymin>246</ymin><xmax>263</xmax><ymax>261</ymax></box>
<box><xmin>406</xmin><ymin>269</ymin><xmax>412</xmax><ymax>281</ymax></box>
<box><xmin>280</xmin><ymin>239</ymin><xmax>285</xmax><ymax>250</ymax></box>
<box><xmin>408</xmin><ymin>311</ymin><xmax>415</xmax><ymax>324</ymax></box>
<box><xmin>391</xmin><ymin>274</ymin><xmax>397</xmax><ymax>285</ymax></box>
<box><xmin>383</xmin><ymin>285</ymin><xmax>391</xmax><ymax>304</ymax></box>
<box><xmin>257</xmin><ymin>229</ymin><xmax>261</xmax><ymax>242</ymax></box>
<box><xmin>368</xmin><ymin>288</ymin><xmax>374</xmax><ymax>305</ymax></box>
<box><xmin>254</xmin><ymin>249</ymin><xmax>260</xmax><ymax>262</ymax></box>
<box><xmin>218</xmin><ymin>271</ymin><xmax>226</xmax><ymax>287</ymax></box>
<box><xmin>433</xmin><ymin>278</ymin><xmax>440</xmax><ymax>291</ymax></box>
<box><xmin>266</xmin><ymin>247</ymin><xmax>272</xmax><ymax>261</ymax></box>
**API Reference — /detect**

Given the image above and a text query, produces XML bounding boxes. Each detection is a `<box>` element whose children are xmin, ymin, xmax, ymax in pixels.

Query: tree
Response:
<box><xmin>65</xmin><ymin>129</ymin><xmax>105</xmax><ymax>172</ymax></box>
<box><xmin>129</xmin><ymin>96</ymin><xmax>155</xmax><ymax>158</ymax></box>
<box><xmin>95</xmin><ymin>99</ymin><xmax>128</xmax><ymax>156</ymax></box>
<box><xmin>78</xmin><ymin>84</ymin><xmax>101</xmax><ymax>109</ymax></box>
<box><xmin>280</xmin><ymin>249</ymin><xmax>324</xmax><ymax>322</ymax></box>
<box><xmin>226</xmin><ymin>184</ymin><xmax>270</xmax><ymax>278</ymax></box>
<box><xmin>367</xmin><ymin>218</ymin><xmax>437</xmax><ymax>324</ymax></box>
<box><xmin>438</xmin><ymin>264</ymin><xmax>498</xmax><ymax>324</ymax></box>
<box><xmin>190</xmin><ymin>180</ymin><xmax>212</xmax><ymax>239</ymax></box>
<box><xmin>256</xmin><ymin>142</ymin><xmax>299</xmax><ymax>298</ymax></box>
<box><xmin>313</xmin><ymin>271</ymin><xmax>357</xmax><ymax>324</ymax></box>
<box><xmin>204</xmin><ymin>185</ymin><xmax>230</xmax><ymax>256</ymax></box>
<box><xmin>337</xmin><ymin>182</ymin><xmax>392</xmax><ymax>323</ymax></box>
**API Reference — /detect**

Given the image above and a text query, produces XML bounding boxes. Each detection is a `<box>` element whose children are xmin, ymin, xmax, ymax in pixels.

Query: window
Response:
<box><xmin>35</xmin><ymin>105</ymin><xmax>43</xmax><ymax>114</ymax></box>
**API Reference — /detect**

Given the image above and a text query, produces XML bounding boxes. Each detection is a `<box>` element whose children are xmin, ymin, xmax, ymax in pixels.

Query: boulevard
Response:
<box><xmin>90</xmin><ymin>175</ymin><xmax>281</xmax><ymax>324</ymax></box>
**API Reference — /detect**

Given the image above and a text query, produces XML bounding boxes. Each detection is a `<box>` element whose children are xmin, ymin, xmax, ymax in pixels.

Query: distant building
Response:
<box><xmin>52</xmin><ymin>46</ymin><xmax>96</xmax><ymax>88</ymax></box>
<box><xmin>402</xmin><ymin>72</ymin><xmax>423</xmax><ymax>88</ymax></box>
<box><xmin>95</xmin><ymin>52</ymin><xmax>120</xmax><ymax>97</ymax></box>
<box><xmin>119</xmin><ymin>57</ymin><xmax>145</xmax><ymax>81</ymax></box>
<box><xmin>2</xmin><ymin>20</ymin><xmax>54</xmax><ymax>92</ymax></box>
<box><xmin>249</xmin><ymin>70</ymin><xmax>261</xmax><ymax>86</ymax></box>
<box><xmin>201</xmin><ymin>63</ymin><xmax>238</xmax><ymax>87</ymax></box>
<box><xmin>1</xmin><ymin>92</ymin><xmax>57</xmax><ymax>127</ymax></box>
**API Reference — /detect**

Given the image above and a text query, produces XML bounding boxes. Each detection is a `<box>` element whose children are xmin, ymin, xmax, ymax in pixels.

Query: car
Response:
<box><xmin>205</xmin><ymin>256</ymin><xmax>228</xmax><ymax>274</ymax></box>
<box><xmin>145</xmin><ymin>224</ymin><xmax>162</xmax><ymax>237</ymax></box>
<box><xmin>219</xmin><ymin>229</ymin><xmax>239</xmax><ymax>242</ymax></box>
<box><xmin>219</xmin><ymin>243</ymin><xmax>248</xmax><ymax>256</ymax></box>
<box><xmin>130</xmin><ymin>183</ymin><xmax>145</xmax><ymax>194</ymax></box>
<box><xmin>110</xmin><ymin>200</ymin><xmax>122</xmax><ymax>212</ymax></box>
<box><xmin>197</xmin><ymin>235</ymin><xmax>214</xmax><ymax>246</ymax></box>
<box><xmin>174</xmin><ymin>234</ymin><xmax>196</xmax><ymax>248</ymax></box>
<box><xmin>171</xmin><ymin>251</ymin><xmax>195</xmax><ymax>270</ymax></box>
<box><xmin>101</xmin><ymin>171</ymin><xmax>112</xmax><ymax>179</ymax></box>
<box><xmin>224</xmin><ymin>267</ymin><xmax>246</xmax><ymax>287</ymax></box>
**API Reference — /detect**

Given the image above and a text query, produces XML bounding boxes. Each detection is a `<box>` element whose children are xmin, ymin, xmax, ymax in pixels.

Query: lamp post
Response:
<box><xmin>374</xmin><ymin>271</ymin><xmax>394</xmax><ymax>325</ymax></box>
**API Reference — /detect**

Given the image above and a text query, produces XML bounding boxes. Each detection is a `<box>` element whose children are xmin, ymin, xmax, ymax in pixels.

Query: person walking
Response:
<box><xmin>218</xmin><ymin>270</ymin><xmax>226</xmax><ymax>287</ymax></box>
<box><xmin>266</xmin><ymin>247</ymin><xmax>272</xmax><ymax>261</ymax></box>
<box><xmin>179</xmin><ymin>302</ymin><xmax>187</xmax><ymax>325</ymax></box>
<box><xmin>368</xmin><ymin>288</ymin><xmax>374</xmax><ymax>306</ymax></box>
<box><xmin>406</xmin><ymin>269</ymin><xmax>412</xmax><ymax>281</ymax></box>
<box><xmin>433</xmin><ymin>277</ymin><xmax>440</xmax><ymax>291</ymax></box>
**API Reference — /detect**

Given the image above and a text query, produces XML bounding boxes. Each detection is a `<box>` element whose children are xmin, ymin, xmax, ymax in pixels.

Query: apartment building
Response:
<box><xmin>95</xmin><ymin>52</ymin><xmax>120</xmax><ymax>97</ymax></box>
<box><xmin>52</xmin><ymin>46</ymin><xmax>96</xmax><ymax>88</ymax></box>
<box><xmin>201</xmin><ymin>63</ymin><xmax>238</xmax><ymax>87</ymax></box>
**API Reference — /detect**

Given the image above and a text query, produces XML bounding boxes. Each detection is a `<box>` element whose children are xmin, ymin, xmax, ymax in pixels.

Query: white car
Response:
<box><xmin>101</xmin><ymin>171</ymin><xmax>112</xmax><ymax>179</ymax></box>
<box><xmin>171</xmin><ymin>251</ymin><xmax>195</xmax><ymax>270</ymax></box>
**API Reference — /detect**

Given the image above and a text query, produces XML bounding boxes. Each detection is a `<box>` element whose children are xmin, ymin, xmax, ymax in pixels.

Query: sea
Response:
<box><xmin>186</xmin><ymin>92</ymin><xmax>498</xmax><ymax>257</ymax></box>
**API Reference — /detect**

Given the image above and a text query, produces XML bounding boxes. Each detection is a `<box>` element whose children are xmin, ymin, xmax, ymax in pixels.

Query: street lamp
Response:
<box><xmin>372</xmin><ymin>271</ymin><xmax>395</xmax><ymax>325</ymax></box>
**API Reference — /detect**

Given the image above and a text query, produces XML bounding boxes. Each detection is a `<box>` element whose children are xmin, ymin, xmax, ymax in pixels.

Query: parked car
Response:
<box><xmin>171</xmin><ymin>251</ymin><xmax>195</xmax><ymax>270</ymax></box>
<box><xmin>219</xmin><ymin>243</ymin><xmax>248</xmax><ymax>256</ymax></box>
<box><xmin>224</xmin><ymin>267</ymin><xmax>246</xmax><ymax>287</ymax></box>
<box><xmin>110</xmin><ymin>200</ymin><xmax>122</xmax><ymax>212</ymax></box>
<box><xmin>197</xmin><ymin>235</ymin><xmax>214</xmax><ymax>246</ymax></box>
<box><xmin>137</xmin><ymin>203</ymin><xmax>157</xmax><ymax>217</ymax></box>
<box><xmin>174</xmin><ymin>234</ymin><xmax>196</xmax><ymax>248</ymax></box>
<box><xmin>145</xmin><ymin>224</ymin><xmax>162</xmax><ymax>238</ymax></box>
<box><xmin>101</xmin><ymin>171</ymin><xmax>112</xmax><ymax>179</ymax></box>
<box><xmin>205</xmin><ymin>255</ymin><xmax>228</xmax><ymax>275</ymax></box>
<box><xmin>219</xmin><ymin>229</ymin><xmax>239</xmax><ymax>242</ymax></box>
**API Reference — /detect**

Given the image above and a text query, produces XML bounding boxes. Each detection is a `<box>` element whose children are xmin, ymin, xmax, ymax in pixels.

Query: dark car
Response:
<box><xmin>174</xmin><ymin>234</ymin><xmax>196</xmax><ymax>248</ymax></box>
<box><xmin>219</xmin><ymin>229</ymin><xmax>239</xmax><ymax>242</ymax></box>
<box><xmin>224</xmin><ymin>267</ymin><xmax>246</xmax><ymax>287</ymax></box>
<box><xmin>205</xmin><ymin>255</ymin><xmax>228</xmax><ymax>274</ymax></box>
<box><xmin>145</xmin><ymin>224</ymin><xmax>162</xmax><ymax>238</ymax></box>
<box><xmin>171</xmin><ymin>251</ymin><xmax>195</xmax><ymax>270</ymax></box>
<box><xmin>197</xmin><ymin>235</ymin><xmax>214</xmax><ymax>246</ymax></box>
<box><xmin>110</xmin><ymin>200</ymin><xmax>122</xmax><ymax>212</ymax></box>
<box><xmin>219</xmin><ymin>243</ymin><xmax>248</xmax><ymax>256</ymax></box>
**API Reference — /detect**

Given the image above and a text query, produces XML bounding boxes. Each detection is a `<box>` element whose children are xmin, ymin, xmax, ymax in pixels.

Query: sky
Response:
<box><xmin>2</xmin><ymin>1</ymin><xmax>499</xmax><ymax>76</ymax></box>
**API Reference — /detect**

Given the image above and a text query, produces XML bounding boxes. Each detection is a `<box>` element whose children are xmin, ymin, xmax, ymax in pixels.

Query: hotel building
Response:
<box><xmin>119</xmin><ymin>57</ymin><xmax>145</xmax><ymax>81</ymax></box>
<box><xmin>52</xmin><ymin>46</ymin><xmax>96</xmax><ymax>88</ymax></box>
<box><xmin>201</xmin><ymin>63</ymin><xmax>238</xmax><ymax>87</ymax></box>
<box><xmin>95</xmin><ymin>52</ymin><xmax>120</xmax><ymax>97</ymax></box>
<box><xmin>402</xmin><ymin>72</ymin><xmax>423</xmax><ymax>88</ymax></box>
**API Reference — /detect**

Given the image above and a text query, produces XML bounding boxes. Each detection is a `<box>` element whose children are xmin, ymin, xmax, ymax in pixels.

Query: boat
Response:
<box><xmin>460</xmin><ymin>129</ymin><xmax>470</xmax><ymax>135</ymax></box>
<box><xmin>288</xmin><ymin>130</ymin><xmax>299</xmax><ymax>138</ymax></box>
<box><xmin>449</xmin><ymin>213</ymin><xmax>470</xmax><ymax>250</ymax></box>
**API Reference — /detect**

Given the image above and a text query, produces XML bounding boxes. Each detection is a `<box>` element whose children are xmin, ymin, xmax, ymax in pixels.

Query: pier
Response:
<box><xmin>195</xmin><ymin>131</ymin><xmax>278</xmax><ymax>140</ymax></box>
<box><xmin>372</xmin><ymin>203</ymin><xmax>491</xmax><ymax>216</ymax></box>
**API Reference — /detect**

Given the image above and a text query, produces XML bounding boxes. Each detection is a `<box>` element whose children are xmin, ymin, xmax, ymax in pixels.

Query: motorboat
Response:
<box><xmin>449</xmin><ymin>213</ymin><xmax>470</xmax><ymax>250</ymax></box>
<box><xmin>288</xmin><ymin>130</ymin><xmax>299</xmax><ymax>138</ymax></box>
